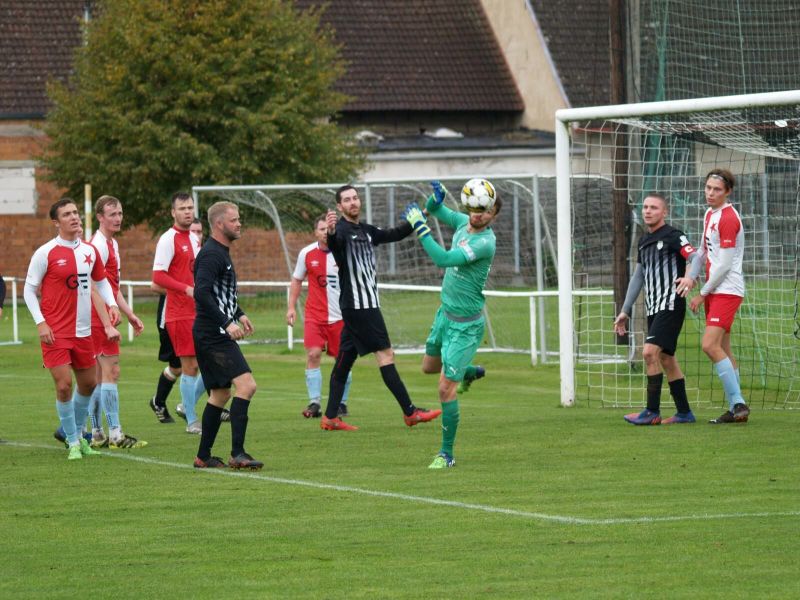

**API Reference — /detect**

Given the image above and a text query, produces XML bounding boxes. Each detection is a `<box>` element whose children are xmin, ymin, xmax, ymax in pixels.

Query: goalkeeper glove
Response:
<box><xmin>430</xmin><ymin>180</ymin><xmax>447</xmax><ymax>207</ymax></box>
<box><xmin>401</xmin><ymin>202</ymin><xmax>431</xmax><ymax>239</ymax></box>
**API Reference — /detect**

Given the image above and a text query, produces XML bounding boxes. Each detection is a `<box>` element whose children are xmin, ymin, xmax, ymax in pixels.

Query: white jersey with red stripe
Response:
<box><xmin>701</xmin><ymin>203</ymin><xmax>745</xmax><ymax>297</ymax></box>
<box><xmin>292</xmin><ymin>242</ymin><xmax>342</xmax><ymax>324</ymax></box>
<box><xmin>25</xmin><ymin>237</ymin><xmax>107</xmax><ymax>337</ymax></box>
<box><xmin>90</xmin><ymin>229</ymin><xmax>120</xmax><ymax>329</ymax></box>
<box><xmin>152</xmin><ymin>227</ymin><xmax>200</xmax><ymax>323</ymax></box>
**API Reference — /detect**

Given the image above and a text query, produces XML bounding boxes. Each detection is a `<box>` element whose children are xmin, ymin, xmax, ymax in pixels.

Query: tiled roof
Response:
<box><xmin>295</xmin><ymin>0</ymin><xmax>524</xmax><ymax>112</ymax></box>
<box><xmin>0</xmin><ymin>0</ymin><xmax>85</xmax><ymax>118</ymax></box>
<box><xmin>528</xmin><ymin>0</ymin><xmax>610</xmax><ymax>108</ymax></box>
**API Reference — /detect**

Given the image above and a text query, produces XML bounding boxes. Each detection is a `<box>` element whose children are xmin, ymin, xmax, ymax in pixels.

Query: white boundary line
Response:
<box><xmin>4</xmin><ymin>440</ymin><xmax>800</xmax><ymax>526</ymax></box>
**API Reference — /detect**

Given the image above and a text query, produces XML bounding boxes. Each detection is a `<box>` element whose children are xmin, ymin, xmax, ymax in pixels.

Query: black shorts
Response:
<box><xmin>645</xmin><ymin>307</ymin><xmax>686</xmax><ymax>356</ymax></box>
<box><xmin>340</xmin><ymin>308</ymin><xmax>391</xmax><ymax>357</ymax></box>
<box><xmin>157</xmin><ymin>325</ymin><xmax>181</xmax><ymax>369</ymax></box>
<box><xmin>194</xmin><ymin>333</ymin><xmax>252</xmax><ymax>391</ymax></box>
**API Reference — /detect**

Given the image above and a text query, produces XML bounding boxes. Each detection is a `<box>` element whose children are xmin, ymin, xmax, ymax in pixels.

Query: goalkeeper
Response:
<box><xmin>401</xmin><ymin>180</ymin><xmax>500</xmax><ymax>469</ymax></box>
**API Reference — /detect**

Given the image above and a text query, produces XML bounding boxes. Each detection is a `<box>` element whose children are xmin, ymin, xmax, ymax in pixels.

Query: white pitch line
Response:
<box><xmin>4</xmin><ymin>440</ymin><xmax>800</xmax><ymax>526</ymax></box>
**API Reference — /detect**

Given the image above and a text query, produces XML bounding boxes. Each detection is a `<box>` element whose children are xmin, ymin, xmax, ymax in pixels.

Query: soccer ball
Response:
<box><xmin>460</xmin><ymin>178</ymin><xmax>497</xmax><ymax>212</ymax></box>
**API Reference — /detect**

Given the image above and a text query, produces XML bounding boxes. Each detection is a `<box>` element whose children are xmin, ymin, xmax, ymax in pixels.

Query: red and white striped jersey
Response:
<box><xmin>25</xmin><ymin>237</ymin><xmax>107</xmax><ymax>337</ymax></box>
<box><xmin>292</xmin><ymin>242</ymin><xmax>342</xmax><ymax>324</ymax></box>
<box><xmin>152</xmin><ymin>227</ymin><xmax>200</xmax><ymax>323</ymax></box>
<box><xmin>702</xmin><ymin>203</ymin><xmax>745</xmax><ymax>297</ymax></box>
<box><xmin>90</xmin><ymin>229</ymin><xmax>120</xmax><ymax>329</ymax></box>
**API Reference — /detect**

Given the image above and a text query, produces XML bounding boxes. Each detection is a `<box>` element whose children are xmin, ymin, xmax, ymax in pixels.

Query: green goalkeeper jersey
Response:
<box><xmin>421</xmin><ymin>201</ymin><xmax>497</xmax><ymax>317</ymax></box>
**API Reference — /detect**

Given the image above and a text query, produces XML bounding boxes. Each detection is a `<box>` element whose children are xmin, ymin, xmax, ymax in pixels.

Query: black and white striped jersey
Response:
<box><xmin>327</xmin><ymin>217</ymin><xmax>413</xmax><ymax>310</ymax></box>
<box><xmin>193</xmin><ymin>237</ymin><xmax>244</xmax><ymax>336</ymax></box>
<box><xmin>637</xmin><ymin>224</ymin><xmax>695</xmax><ymax>315</ymax></box>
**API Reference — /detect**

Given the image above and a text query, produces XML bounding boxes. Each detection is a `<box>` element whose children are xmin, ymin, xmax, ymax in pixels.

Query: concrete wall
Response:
<box><xmin>480</xmin><ymin>0</ymin><xmax>568</xmax><ymax>130</ymax></box>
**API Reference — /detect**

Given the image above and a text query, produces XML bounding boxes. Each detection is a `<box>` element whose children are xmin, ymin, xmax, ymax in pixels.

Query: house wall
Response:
<box><xmin>480</xmin><ymin>0</ymin><xmax>568</xmax><ymax>130</ymax></box>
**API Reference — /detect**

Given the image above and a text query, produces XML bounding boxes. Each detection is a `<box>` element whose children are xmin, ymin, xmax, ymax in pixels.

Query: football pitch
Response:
<box><xmin>1</xmin><ymin>313</ymin><xmax>799</xmax><ymax>599</ymax></box>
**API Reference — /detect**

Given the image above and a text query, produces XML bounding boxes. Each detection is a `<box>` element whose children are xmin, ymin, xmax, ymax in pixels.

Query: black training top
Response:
<box><xmin>193</xmin><ymin>237</ymin><xmax>244</xmax><ymax>336</ymax></box>
<box><xmin>327</xmin><ymin>218</ymin><xmax>412</xmax><ymax>311</ymax></box>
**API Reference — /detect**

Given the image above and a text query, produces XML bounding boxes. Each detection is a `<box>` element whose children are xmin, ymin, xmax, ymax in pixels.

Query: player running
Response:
<box><xmin>614</xmin><ymin>192</ymin><xmax>699</xmax><ymax>425</ymax></box>
<box><xmin>320</xmin><ymin>185</ymin><xmax>441</xmax><ymax>431</ymax></box>
<box><xmin>287</xmin><ymin>214</ymin><xmax>352</xmax><ymax>419</ymax></box>
<box><xmin>402</xmin><ymin>179</ymin><xmax>500</xmax><ymax>468</ymax></box>
<box><xmin>683</xmin><ymin>169</ymin><xmax>750</xmax><ymax>424</ymax></box>
<box><xmin>24</xmin><ymin>198</ymin><xmax>119</xmax><ymax>460</ymax></box>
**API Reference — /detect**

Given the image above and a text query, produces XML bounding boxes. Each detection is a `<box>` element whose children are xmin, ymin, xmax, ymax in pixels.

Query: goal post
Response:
<box><xmin>555</xmin><ymin>89</ymin><xmax>800</xmax><ymax>409</ymax></box>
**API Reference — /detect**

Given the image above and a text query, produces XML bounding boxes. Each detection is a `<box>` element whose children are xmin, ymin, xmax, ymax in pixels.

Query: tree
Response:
<box><xmin>41</xmin><ymin>0</ymin><xmax>363</xmax><ymax>230</ymax></box>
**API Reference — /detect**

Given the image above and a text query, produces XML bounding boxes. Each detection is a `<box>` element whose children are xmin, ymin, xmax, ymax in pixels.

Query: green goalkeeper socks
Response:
<box><xmin>440</xmin><ymin>400</ymin><xmax>460</xmax><ymax>456</ymax></box>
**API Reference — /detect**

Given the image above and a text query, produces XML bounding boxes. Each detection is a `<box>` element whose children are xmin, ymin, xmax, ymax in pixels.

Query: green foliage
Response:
<box><xmin>41</xmin><ymin>0</ymin><xmax>364</xmax><ymax>230</ymax></box>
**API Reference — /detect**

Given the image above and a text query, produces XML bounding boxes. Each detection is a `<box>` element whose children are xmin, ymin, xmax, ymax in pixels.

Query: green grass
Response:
<box><xmin>1</xmin><ymin>314</ymin><xmax>799</xmax><ymax>599</ymax></box>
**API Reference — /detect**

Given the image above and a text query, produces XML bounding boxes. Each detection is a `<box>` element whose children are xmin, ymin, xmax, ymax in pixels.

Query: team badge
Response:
<box><xmin>657</xmin><ymin>241</ymin><xmax>663</xmax><ymax>250</ymax></box>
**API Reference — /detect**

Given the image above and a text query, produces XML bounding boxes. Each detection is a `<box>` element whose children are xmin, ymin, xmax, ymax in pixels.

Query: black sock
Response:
<box><xmin>197</xmin><ymin>403</ymin><xmax>224</xmax><ymax>461</ymax></box>
<box><xmin>230</xmin><ymin>397</ymin><xmax>250</xmax><ymax>457</ymax></box>
<box><xmin>325</xmin><ymin>349</ymin><xmax>358</xmax><ymax>419</ymax></box>
<box><xmin>380</xmin><ymin>363</ymin><xmax>414</xmax><ymax>416</ymax></box>
<box><xmin>154</xmin><ymin>371</ymin><xmax>176</xmax><ymax>407</ymax></box>
<box><xmin>669</xmin><ymin>378</ymin><xmax>691</xmax><ymax>414</ymax></box>
<box><xmin>646</xmin><ymin>373</ymin><xmax>663</xmax><ymax>413</ymax></box>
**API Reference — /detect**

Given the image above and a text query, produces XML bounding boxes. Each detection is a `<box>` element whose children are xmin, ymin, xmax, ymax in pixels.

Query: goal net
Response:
<box><xmin>192</xmin><ymin>177</ymin><xmax>586</xmax><ymax>359</ymax></box>
<box><xmin>556</xmin><ymin>90</ymin><xmax>800</xmax><ymax>410</ymax></box>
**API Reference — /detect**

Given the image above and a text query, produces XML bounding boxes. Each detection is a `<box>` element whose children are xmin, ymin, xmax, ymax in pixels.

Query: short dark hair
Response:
<box><xmin>94</xmin><ymin>194</ymin><xmax>121</xmax><ymax>216</ymax></box>
<box><xmin>171</xmin><ymin>192</ymin><xmax>192</xmax><ymax>207</ymax></box>
<box><xmin>706</xmin><ymin>168</ymin><xmax>735</xmax><ymax>191</ymax></box>
<box><xmin>315</xmin><ymin>213</ymin><xmax>328</xmax><ymax>228</ymax></box>
<box><xmin>492</xmin><ymin>195</ymin><xmax>503</xmax><ymax>215</ymax></box>
<box><xmin>335</xmin><ymin>184</ymin><xmax>356</xmax><ymax>204</ymax></box>
<box><xmin>644</xmin><ymin>191</ymin><xmax>669</xmax><ymax>208</ymax></box>
<box><xmin>49</xmin><ymin>197</ymin><xmax>77</xmax><ymax>220</ymax></box>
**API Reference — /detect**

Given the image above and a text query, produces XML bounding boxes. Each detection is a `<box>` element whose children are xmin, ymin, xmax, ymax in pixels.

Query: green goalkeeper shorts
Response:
<box><xmin>425</xmin><ymin>307</ymin><xmax>485</xmax><ymax>382</ymax></box>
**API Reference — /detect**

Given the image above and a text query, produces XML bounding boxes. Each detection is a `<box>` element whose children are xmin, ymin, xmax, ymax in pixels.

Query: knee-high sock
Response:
<box><xmin>440</xmin><ymin>400</ymin><xmax>460</xmax><ymax>456</ymax></box>
<box><xmin>56</xmin><ymin>399</ymin><xmax>78</xmax><ymax>446</ymax></box>
<box><xmin>380</xmin><ymin>364</ymin><xmax>414</xmax><ymax>416</ymax></box>
<box><xmin>89</xmin><ymin>386</ymin><xmax>103</xmax><ymax>431</ymax></box>
<box><xmin>341</xmin><ymin>372</ymin><xmax>353</xmax><ymax>404</ymax></box>
<box><xmin>646</xmin><ymin>373</ymin><xmax>663</xmax><ymax>413</ymax></box>
<box><xmin>197</xmin><ymin>403</ymin><xmax>224</xmax><ymax>461</ymax></box>
<box><xmin>180</xmin><ymin>374</ymin><xmax>199</xmax><ymax>423</ymax></box>
<box><xmin>101</xmin><ymin>383</ymin><xmax>121</xmax><ymax>431</ymax></box>
<box><xmin>669</xmin><ymin>378</ymin><xmax>691</xmax><ymax>414</ymax></box>
<box><xmin>72</xmin><ymin>390</ymin><xmax>92</xmax><ymax>437</ymax></box>
<box><xmin>153</xmin><ymin>367</ymin><xmax>178</xmax><ymax>407</ymax></box>
<box><xmin>229</xmin><ymin>397</ymin><xmax>250</xmax><ymax>457</ymax></box>
<box><xmin>305</xmin><ymin>368</ymin><xmax>322</xmax><ymax>403</ymax></box>
<box><xmin>325</xmin><ymin>348</ymin><xmax>357</xmax><ymax>419</ymax></box>
<box><xmin>715</xmin><ymin>357</ymin><xmax>744</xmax><ymax>410</ymax></box>
<box><xmin>193</xmin><ymin>374</ymin><xmax>206</xmax><ymax>409</ymax></box>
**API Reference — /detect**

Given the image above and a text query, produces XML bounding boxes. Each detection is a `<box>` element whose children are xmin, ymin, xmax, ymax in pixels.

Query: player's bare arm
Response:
<box><xmin>115</xmin><ymin>290</ymin><xmax>144</xmax><ymax>336</ymax></box>
<box><xmin>286</xmin><ymin>278</ymin><xmax>303</xmax><ymax>325</ymax></box>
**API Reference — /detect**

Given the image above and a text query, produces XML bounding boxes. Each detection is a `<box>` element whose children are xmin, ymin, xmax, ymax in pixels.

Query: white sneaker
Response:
<box><xmin>176</xmin><ymin>403</ymin><xmax>187</xmax><ymax>422</ymax></box>
<box><xmin>186</xmin><ymin>420</ymin><xmax>202</xmax><ymax>434</ymax></box>
<box><xmin>90</xmin><ymin>431</ymin><xmax>109</xmax><ymax>448</ymax></box>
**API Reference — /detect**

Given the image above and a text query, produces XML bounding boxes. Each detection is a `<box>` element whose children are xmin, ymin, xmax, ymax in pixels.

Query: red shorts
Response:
<box><xmin>704</xmin><ymin>293</ymin><xmax>743</xmax><ymax>332</ymax></box>
<box><xmin>91</xmin><ymin>324</ymin><xmax>120</xmax><ymax>357</ymax></box>
<box><xmin>41</xmin><ymin>335</ymin><xmax>96</xmax><ymax>370</ymax></box>
<box><xmin>304</xmin><ymin>319</ymin><xmax>344</xmax><ymax>357</ymax></box>
<box><xmin>166</xmin><ymin>319</ymin><xmax>196</xmax><ymax>357</ymax></box>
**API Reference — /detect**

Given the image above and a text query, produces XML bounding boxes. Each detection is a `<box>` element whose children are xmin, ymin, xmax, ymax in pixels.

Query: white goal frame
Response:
<box><xmin>555</xmin><ymin>89</ymin><xmax>800</xmax><ymax>407</ymax></box>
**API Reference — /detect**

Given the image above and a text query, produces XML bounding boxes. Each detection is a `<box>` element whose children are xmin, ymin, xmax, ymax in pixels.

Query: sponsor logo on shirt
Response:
<box><xmin>56</xmin><ymin>258</ymin><xmax>68</xmax><ymax>267</ymax></box>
